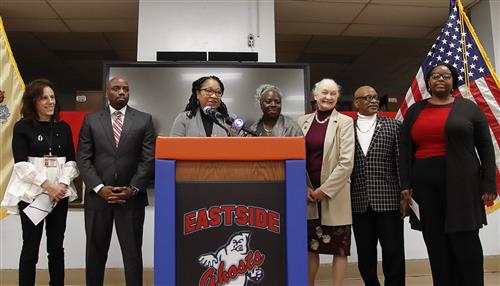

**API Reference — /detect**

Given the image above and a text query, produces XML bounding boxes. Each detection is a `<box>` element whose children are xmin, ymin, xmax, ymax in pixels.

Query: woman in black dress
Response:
<box><xmin>400</xmin><ymin>63</ymin><xmax>497</xmax><ymax>286</ymax></box>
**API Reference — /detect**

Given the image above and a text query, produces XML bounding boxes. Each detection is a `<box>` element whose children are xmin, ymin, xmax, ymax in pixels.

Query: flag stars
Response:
<box><xmin>439</xmin><ymin>47</ymin><xmax>445</xmax><ymax>53</ymax></box>
<box><xmin>445</xmin><ymin>31</ymin><xmax>450</xmax><ymax>36</ymax></box>
<box><xmin>447</xmin><ymin>22</ymin><xmax>453</xmax><ymax>28</ymax></box>
<box><xmin>472</xmin><ymin>55</ymin><xmax>478</xmax><ymax>61</ymax></box>
<box><xmin>447</xmin><ymin>51</ymin><xmax>453</xmax><ymax>56</ymax></box>
<box><xmin>450</xmin><ymin>14</ymin><xmax>456</xmax><ymax>19</ymax></box>
<box><xmin>469</xmin><ymin>71</ymin><xmax>474</xmax><ymax>77</ymax></box>
<box><xmin>470</xmin><ymin>63</ymin><xmax>476</xmax><ymax>69</ymax></box>
<box><xmin>437</xmin><ymin>55</ymin><xmax>443</xmax><ymax>61</ymax></box>
<box><xmin>455</xmin><ymin>55</ymin><xmax>460</xmax><ymax>61</ymax></box>
<box><xmin>458</xmin><ymin>75</ymin><xmax>464</xmax><ymax>81</ymax></box>
<box><xmin>442</xmin><ymin>39</ymin><xmax>448</xmax><ymax>44</ymax></box>
<box><xmin>444</xmin><ymin>59</ymin><xmax>450</xmax><ymax>64</ymax></box>
<box><xmin>428</xmin><ymin>51</ymin><xmax>433</xmax><ymax>56</ymax></box>
<box><xmin>457</xmin><ymin>47</ymin><xmax>462</xmax><ymax>53</ymax></box>
<box><xmin>466</xmin><ymin>51</ymin><xmax>470</xmax><ymax>57</ymax></box>
<box><xmin>453</xmin><ymin>63</ymin><xmax>458</xmax><ymax>68</ymax></box>
<box><xmin>449</xmin><ymin>43</ymin><xmax>455</xmax><ymax>48</ymax></box>
<box><xmin>460</xmin><ymin>67</ymin><xmax>465</xmax><ymax>73</ymax></box>
<box><xmin>467</xmin><ymin>43</ymin><xmax>473</xmax><ymax>49</ymax></box>
<box><xmin>454</xmin><ymin>27</ymin><xmax>459</xmax><ymax>32</ymax></box>
<box><xmin>478</xmin><ymin>67</ymin><xmax>484</xmax><ymax>73</ymax></box>
<box><xmin>452</xmin><ymin>34</ymin><xmax>458</xmax><ymax>40</ymax></box>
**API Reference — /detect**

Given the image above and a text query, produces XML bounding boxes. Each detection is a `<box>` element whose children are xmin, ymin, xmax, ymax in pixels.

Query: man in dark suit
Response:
<box><xmin>351</xmin><ymin>86</ymin><xmax>405</xmax><ymax>286</ymax></box>
<box><xmin>77</xmin><ymin>76</ymin><xmax>155</xmax><ymax>286</ymax></box>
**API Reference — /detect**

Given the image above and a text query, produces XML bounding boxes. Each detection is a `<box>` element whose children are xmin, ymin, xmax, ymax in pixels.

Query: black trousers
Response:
<box><xmin>412</xmin><ymin>157</ymin><xmax>484</xmax><ymax>286</ymax></box>
<box><xmin>353</xmin><ymin>207</ymin><xmax>405</xmax><ymax>286</ymax></box>
<box><xmin>18</xmin><ymin>198</ymin><xmax>68</xmax><ymax>286</ymax></box>
<box><xmin>85</xmin><ymin>205</ymin><xmax>145</xmax><ymax>286</ymax></box>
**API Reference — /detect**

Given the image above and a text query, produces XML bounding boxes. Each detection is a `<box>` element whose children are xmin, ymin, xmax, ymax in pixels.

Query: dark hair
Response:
<box><xmin>424</xmin><ymin>62</ymin><xmax>459</xmax><ymax>93</ymax></box>
<box><xmin>184</xmin><ymin>75</ymin><xmax>228</xmax><ymax>118</ymax></box>
<box><xmin>21</xmin><ymin>79</ymin><xmax>60</xmax><ymax>122</ymax></box>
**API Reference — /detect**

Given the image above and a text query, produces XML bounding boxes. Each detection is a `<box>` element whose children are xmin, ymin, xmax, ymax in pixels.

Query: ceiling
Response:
<box><xmin>0</xmin><ymin>0</ymin><xmax>481</xmax><ymax>106</ymax></box>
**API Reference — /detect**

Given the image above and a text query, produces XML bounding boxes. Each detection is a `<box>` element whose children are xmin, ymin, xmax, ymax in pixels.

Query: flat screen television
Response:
<box><xmin>104</xmin><ymin>62</ymin><xmax>310</xmax><ymax>136</ymax></box>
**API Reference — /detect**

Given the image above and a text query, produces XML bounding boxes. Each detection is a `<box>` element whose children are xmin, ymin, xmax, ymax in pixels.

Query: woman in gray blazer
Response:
<box><xmin>170</xmin><ymin>76</ymin><xmax>231</xmax><ymax>137</ymax></box>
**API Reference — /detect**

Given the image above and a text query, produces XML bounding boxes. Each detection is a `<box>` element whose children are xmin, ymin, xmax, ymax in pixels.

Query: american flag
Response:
<box><xmin>397</xmin><ymin>0</ymin><xmax>500</xmax><ymax>211</ymax></box>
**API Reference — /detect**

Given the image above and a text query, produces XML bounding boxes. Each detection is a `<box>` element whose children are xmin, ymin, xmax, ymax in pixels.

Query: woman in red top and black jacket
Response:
<box><xmin>399</xmin><ymin>63</ymin><xmax>497</xmax><ymax>286</ymax></box>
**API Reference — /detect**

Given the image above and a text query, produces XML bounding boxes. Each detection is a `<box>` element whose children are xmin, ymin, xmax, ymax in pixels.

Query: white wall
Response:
<box><xmin>490</xmin><ymin>0</ymin><xmax>500</xmax><ymax>72</ymax></box>
<box><xmin>137</xmin><ymin>0</ymin><xmax>276</xmax><ymax>62</ymax></box>
<box><xmin>0</xmin><ymin>206</ymin><xmax>154</xmax><ymax>269</ymax></box>
<box><xmin>319</xmin><ymin>212</ymin><xmax>500</xmax><ymax>264</ymax></box>
<box><xmin>1</xmin><ymin>204</ymin><xmax>498</xmax><ymax>269</ymax></box>
<box><xmin>471</xmin><ymin>0</ymin><xmax>496</xmax><ymax>69</ymax></box>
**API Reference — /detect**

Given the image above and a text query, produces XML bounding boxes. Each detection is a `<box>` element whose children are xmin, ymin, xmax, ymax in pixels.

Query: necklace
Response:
<box><xmin>356</xmin><ymin>119</ymin><xmax>377</xmax><ymax>133</ymax></box>
<box><xmin>262</xmin><ymin>125</ymin><xmax>274</xmax><ymax>136</ymax></box>
<box><xmin>314</xmin><ymin>113</ymin><xmax>330</xmax><ymax>124</ymax></box>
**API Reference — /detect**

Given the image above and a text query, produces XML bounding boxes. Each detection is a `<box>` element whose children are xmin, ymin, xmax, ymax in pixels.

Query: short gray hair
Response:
<box><xmin>255</xmin><ymin>84</ymin><xmax>283</xmax><ymax>103</ymax></box>
<box><xmin>312</xmin><ymin>78</ymin><xmax>341</xmax><ymax>97</ymax></box>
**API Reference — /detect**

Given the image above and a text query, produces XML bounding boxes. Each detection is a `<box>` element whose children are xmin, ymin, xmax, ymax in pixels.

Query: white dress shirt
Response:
<box><xmin>93</xmin><ymin>105</ymin><xmax>128</xmax><ymax>193</ymax></box>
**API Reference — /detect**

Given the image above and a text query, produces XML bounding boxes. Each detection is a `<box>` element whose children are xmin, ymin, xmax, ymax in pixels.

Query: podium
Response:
<box><xmin>154</xmin><ymin>137</ymin><xmax>307</xmax><ymax>286</ymax></box>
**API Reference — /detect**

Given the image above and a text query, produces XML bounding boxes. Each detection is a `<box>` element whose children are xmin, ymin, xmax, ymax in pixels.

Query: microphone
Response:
<box><xmin>202</xmin><ymin>106</ymin><xmax>230</xmax><ymax>136</ymax></box>
<box><xmin>203</xmin><ymin>106</ymin><xmax>224</xmax><ymax>120</ymax></box>
<box><xmin>225</xmin><ymin>114</ymin><xmax>259</xmax><ymax>137</ymax></box>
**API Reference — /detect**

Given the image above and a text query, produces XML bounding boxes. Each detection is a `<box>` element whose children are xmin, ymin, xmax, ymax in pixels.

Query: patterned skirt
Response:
<box><xmin>307</xmin><ymin>219</ymin><xmax>351</xmax><ymax>256</ymax></box>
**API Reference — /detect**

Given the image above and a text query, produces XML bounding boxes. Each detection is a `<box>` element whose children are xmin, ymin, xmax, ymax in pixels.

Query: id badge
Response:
<box><xmin>44</xmin><ymin>156</ymin><xmax>58</xmax><ymax>168</ymax></box>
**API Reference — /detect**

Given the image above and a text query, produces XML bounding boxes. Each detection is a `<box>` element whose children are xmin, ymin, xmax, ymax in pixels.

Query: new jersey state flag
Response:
<box><xmin>0</xmin><ymin>16</ymin><xmax>24</xmax><ymax>217</ymax></box>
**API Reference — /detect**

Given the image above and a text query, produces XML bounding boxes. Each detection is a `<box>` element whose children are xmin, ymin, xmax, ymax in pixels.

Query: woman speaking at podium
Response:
<box><xmin>170</xmin><ymin>75</ymin><xmax>231</xmax><ymax>137</ymax></box>
<box><xmin>248</xmin><ymin>84</ymin><xmax>302</xmax><ymax>137</ymax></box>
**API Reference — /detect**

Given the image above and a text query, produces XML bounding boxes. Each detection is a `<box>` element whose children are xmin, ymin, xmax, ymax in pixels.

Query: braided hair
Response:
<box><xmin>184</xmin><ymin>75</ymin><xmax>229</xmax><ymax>118</ymax></box>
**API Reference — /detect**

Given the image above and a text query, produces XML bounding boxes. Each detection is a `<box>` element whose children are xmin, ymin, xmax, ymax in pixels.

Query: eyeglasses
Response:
<box><xmin>355</xmin><ymin>95</ymin><xmax>379</xmax><ymax>102</ymax></box>
<box><xmin>200</xmin><ymin>88</ymin><xmax>223</xmax><ymax>97</ymax></box>
<box><xmin>430</xmin><ymin>73</ymin><xmax>452</xmax><ymax>80</ymax></box>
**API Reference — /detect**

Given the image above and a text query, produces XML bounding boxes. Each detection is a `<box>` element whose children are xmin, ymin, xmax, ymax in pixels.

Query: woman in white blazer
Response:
<box><xmin>298</xmin><ymin>78</ymin><xmax>355</xmax><ymax>286</ymax></box>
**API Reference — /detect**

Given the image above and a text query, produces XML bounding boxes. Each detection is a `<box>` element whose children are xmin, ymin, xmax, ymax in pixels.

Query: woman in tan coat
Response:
<box><xmin>298</xmin><ymin>78</ymin><xmax>355</xmax><ymax>285</ymax></box>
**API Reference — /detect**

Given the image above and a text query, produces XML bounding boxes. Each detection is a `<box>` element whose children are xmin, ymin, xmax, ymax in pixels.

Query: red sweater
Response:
<box><xmin>411</xmin><ymin>102</ymin><xmax>453</xmax><ymax>159</ymax></box>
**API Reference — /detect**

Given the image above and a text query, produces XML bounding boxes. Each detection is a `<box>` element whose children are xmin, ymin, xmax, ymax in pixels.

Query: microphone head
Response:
<box><xmin>202</xmin><ymin>106</ymin><xmax>212</xmax><ymax>115</ymax></box>
<box><xmin>231</xmin><ymin>116</ymin><xmax>245</xmax><ymax>129</ymax></box>
<box><xmin>203</xmin><ymin>106</ymin><xmax>224</xmax><ymax>119</ymax></box>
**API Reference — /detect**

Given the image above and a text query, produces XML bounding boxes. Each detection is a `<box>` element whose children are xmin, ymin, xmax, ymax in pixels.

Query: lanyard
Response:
<box><xmin>38</xmin><ymin>122</ymin><xmax>54</xmax><ymax>156</ymax></box>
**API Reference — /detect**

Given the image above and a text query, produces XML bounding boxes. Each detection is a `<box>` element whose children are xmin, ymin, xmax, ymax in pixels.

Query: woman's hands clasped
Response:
<box><xmin>307</xmin><ymin>187</ymin><xmax>326</xmax><ymax>203</ymax></box>
<box><xmin>42</xmin><ymin>181</ymin><xmax>67</xmax><ymax>202</ymax></box>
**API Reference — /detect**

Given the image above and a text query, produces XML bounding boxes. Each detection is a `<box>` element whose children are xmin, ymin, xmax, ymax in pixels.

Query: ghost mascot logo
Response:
<box><xmin>198</xmin><ymin>231</ymin><xmax>265</xmax><ymax>286</ymax></box>
<box><xmin>184</xmin><ymin>204</ymin><xmax>280</xmax><ymax>285</ymax></box>
<box><xmin>184</xmin><ymin>205</ymin><xmax>281</xmax><ymax>235</ymax></box>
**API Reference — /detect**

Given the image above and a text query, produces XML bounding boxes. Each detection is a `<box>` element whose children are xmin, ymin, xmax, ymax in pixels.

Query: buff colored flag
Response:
<box><xmin>0</xmin><ymin>16</ymin><xmax>24</xmax><ymax>218</ymax></box>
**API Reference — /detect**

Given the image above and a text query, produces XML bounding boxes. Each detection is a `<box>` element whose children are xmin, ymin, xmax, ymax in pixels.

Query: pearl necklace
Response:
<box><xmin>356</xmin><ymin>119</ymin><xmax>377</xmax><ymax>133</ymax></box>
<box><xmin>314</xmin><ymin>113</ymin><xmax>330</xmax><ymax>124</ymax></box>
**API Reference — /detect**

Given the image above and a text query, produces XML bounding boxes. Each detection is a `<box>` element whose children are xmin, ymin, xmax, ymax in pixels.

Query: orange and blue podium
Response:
<box><xmin>154</xmin><ymin>137</ymin><xmax>307</xmax><ymax>286</ymax></box>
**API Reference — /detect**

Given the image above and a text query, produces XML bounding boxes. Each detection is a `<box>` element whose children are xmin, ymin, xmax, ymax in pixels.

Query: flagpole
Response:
<box><xmin>457</xmin><ymin>0</ymin><xmax>472</xmax><ymax>99</ymax></box>
<box><xmin>459</xmin><ymin>2</ymin><xmax>500</xmax><ymax>87</ymax></box>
